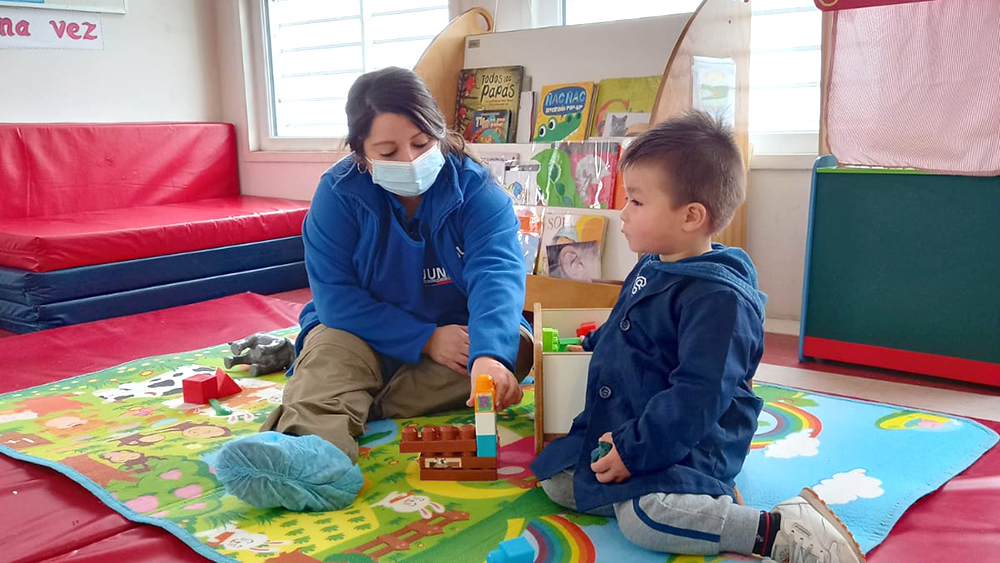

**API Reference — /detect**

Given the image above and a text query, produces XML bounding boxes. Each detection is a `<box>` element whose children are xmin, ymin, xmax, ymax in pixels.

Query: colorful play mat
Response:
<box><xmin>0</xmin><ymin>328</ymin><xmax>995</xmax><ymax>562</ymax></box>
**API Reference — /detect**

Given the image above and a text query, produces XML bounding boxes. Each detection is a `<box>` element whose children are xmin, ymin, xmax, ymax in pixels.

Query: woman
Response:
<box><xmin>216</xmin><ymin>67</ymin><xmax>533</xmax><ymax>511</ymax></box>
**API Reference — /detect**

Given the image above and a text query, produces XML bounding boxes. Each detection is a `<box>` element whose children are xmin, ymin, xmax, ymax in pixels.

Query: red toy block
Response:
<box><xmin>576</xmin><ymin>322</ymin><xmax>597</xmax><ymax>339</ymax></box>
<box><xmin>214</xmin><ymin>368</ymin><xmax>241</xmax><ymax>397</ymax></box>
<box><xmin>182</xmin><ymin>369</ymin><xmax>241</xmax><ymax>404</ymax></box>
<box><xmin>183</xmin><ymin>373</ymin><xmax>218</xmax><ymax>404</ymax></box>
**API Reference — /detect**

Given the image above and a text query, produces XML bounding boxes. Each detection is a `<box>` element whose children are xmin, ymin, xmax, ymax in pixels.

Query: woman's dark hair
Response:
<box><xmin>345</xmin><ymin>67</ymin><xmax>476</xmax><ymax>165</ymax></box>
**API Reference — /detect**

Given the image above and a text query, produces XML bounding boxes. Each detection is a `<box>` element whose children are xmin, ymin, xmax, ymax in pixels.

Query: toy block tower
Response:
<box><xmin>473</xmin><ymin>374</ymin><xmax>497</xmax><ymax>458</ymax></box>
<box><xmin>399</xmin><ymin>424</ymin><xmax>497</xmax><ymax>480</ymax></box>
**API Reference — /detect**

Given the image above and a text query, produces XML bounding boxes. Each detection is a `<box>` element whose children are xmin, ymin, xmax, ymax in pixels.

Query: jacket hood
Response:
<box><xmin>648</xmin><ymin>243</ymin><xmax>767</xmax><ymax>321</ymax></box>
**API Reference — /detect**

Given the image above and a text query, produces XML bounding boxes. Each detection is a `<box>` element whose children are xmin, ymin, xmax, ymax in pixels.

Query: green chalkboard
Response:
<box><xmin>804</xmin><ymin>168</ymin><xmax>1000</xmax><ymax>363</ymax></box>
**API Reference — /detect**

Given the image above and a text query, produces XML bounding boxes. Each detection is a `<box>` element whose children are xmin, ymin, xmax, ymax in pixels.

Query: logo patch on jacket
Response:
<box><xmin>424</xmin><ymin>267</ymin><xmax>453</xmax><ymax>286</ymax></box>
<box><xmin>631</xmin><ymin>275</ymin><xmax>647</xmax><ymax>295</ymax></box>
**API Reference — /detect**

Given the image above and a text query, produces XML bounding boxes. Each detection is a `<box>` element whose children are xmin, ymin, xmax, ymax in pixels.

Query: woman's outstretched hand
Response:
<box><xmin>423</xmin><ymin>325</ymin><xmax>469</xmax><ymax>375</ymax></box>
<box><xmin>467</xmin><ymin>356</ymin><xmax>522</xmax><ymax>411</ymax></box>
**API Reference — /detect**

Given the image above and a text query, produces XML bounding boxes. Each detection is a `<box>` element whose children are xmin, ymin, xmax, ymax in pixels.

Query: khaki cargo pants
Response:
<box><xmin>261</xmin><ymin>324</ymin><xmax>533</xmax><ymax>462</ymax></box>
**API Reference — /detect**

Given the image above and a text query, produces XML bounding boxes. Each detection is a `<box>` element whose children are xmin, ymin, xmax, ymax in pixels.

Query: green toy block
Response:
<box><xmin>556</xmin><ymin>337</ymin><xmax>581</xmax><ymax>352</ymax></box>
<box><xmin>542</xmin><ymin>327</ymin><xmax>559</xmax><ymax>352</ymax></box>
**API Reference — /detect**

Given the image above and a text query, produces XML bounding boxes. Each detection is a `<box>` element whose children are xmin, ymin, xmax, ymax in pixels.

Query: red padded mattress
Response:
<box><xmin>0</xmin><ymin>196</ymin><xmax>309</xmax><ymax>271</ymax></box>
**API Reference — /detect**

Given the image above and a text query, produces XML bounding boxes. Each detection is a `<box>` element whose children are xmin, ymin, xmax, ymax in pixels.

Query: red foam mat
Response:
<box><xmin>0</xmin><ymin>196</ymin><xmax>309</xmax><ymax>272</ymax></box>
<box><xmin>1</xmin><ymin>296</ymin><xmax>997</xmax><ymax>562</ymax></box>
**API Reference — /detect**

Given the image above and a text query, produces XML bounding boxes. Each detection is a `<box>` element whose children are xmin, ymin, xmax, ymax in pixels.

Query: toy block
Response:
<box><xmin>556</xmin><ymin>337</ymin><xmax>581</xmax><ymax>352</ymax></box>
<box><xmin>474</xmin><ymin>412</ymin><xmax>496</xmax><ymax>436</ymax></box>
<box><xmin>487</xmin><ymin>537</ymin><xmax>534</xmax><ymax>563</ymax></box>
<box><xmin>473</xmin><ymin>374</ymin><xmax>495</xmax><ymax>413</ymax></box>
<box><xmin>182</xmin><ymin>373</ymin><xmax>218</xmax><ymax>404</ymax></box>
<box><xmin>476</xmin><ymin>434</ymin><xmax>497</xmax><ymax>458</ymax></box>
<box><xmin>542</xmin><ymin>327</ymin><xmax>559</xmax><ymax>352</ymax></box>
<box><xmin>591</xmin><ymin>440</ymin><xmax>612</xmax><ymax>463</ymax></box>
<box><xmin>215</xmin><ymin>368</ymin><xmax>241</xmax><ymax>397</ymax></box>
<box><xmin>576</xmin><ymin>321</ymin><xmax>597</xmax><ymax>339</ymax></box>
<box><xmin>420</xmin><ymin>467</ymin><xmax>498</xmax><ymax>481</ymax></box>
<box><xmin>460</xmin><ymin>454</ymin><xmax>498</xmax><ymax>469</ymax></box>
<box><xmin>399</xmin><ymin>424</ymin><xmax>477</xmax><ymax>454</ymax></box>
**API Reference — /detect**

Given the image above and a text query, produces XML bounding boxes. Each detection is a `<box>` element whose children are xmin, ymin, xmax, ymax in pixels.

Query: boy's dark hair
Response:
<box><xmin>619</xmin><ymin>111</ymin><xmax>745</xmax><ymax>233</ymax></box>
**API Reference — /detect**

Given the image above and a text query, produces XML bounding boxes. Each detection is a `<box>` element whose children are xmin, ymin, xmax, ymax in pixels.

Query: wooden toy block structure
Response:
<box><xmin>399</xmin><ymin>374</ymin><xmax>498</xmax><ymax>481</ymax></box>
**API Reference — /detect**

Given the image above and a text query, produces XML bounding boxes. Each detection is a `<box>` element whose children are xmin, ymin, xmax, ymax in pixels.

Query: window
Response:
<box><xmin>255</xmin><ymin>0</ymin><xmax>448</xmax><ymax>148</ymax></box>
<box><xmin>748</xmin><ymin>0</ymin><xmax>821</xmax><ymax>154</ymax></box>
<box><xmin>562</xmin><ymin>0</ymin><xmax>822</xmax><ymax>155</ymax></box>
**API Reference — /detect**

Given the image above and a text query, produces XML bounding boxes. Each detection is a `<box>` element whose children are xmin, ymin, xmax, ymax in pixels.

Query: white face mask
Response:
<box><xmin>367</xmin><ymin>144</ymin><xmax>446</xmax><ymax>197</ymax></box>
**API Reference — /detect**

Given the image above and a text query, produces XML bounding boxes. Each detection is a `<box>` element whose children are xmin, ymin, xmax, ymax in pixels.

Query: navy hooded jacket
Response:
<box><xmin>531</xmin><ymin>244</ymin><xmax>767</xmax><ymax>512</ymax></box>
<box><xmin>293</xmin><ymin>153</ymin><xmax>527</xmax><ymax>373</ymax></box>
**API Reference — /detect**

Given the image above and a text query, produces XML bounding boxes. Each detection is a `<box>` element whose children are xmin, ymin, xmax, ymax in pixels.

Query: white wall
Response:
<box><xmin>1</xmin><ymin>0</ymin><xmax>221</xmax><ymax>122</ymax></box>
<box><xmin>746</xmin><ymin>169</ymin><xmax>812</xmax><ymax>322</ymax></box>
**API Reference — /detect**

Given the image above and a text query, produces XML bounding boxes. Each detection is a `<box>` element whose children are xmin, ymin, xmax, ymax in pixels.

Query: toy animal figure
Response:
<box><xmin>224</xmin><ymin>333</ymin><xmax>295</xmax><ymax>377</ymax></box>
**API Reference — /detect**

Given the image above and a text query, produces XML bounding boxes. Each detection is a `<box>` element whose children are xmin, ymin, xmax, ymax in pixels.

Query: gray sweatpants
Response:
<box><xmin>261</xmin><ymin>324</ymin><xmax>533</xmax><ymax>463</ymax></box>
<box><xmin>540</xmin><ymin>470</ymin><xmax>760</xmax><ymax>555</ymax></box>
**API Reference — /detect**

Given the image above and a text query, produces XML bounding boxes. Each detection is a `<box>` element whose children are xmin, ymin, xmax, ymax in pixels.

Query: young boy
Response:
<box><xmin>530</xmin><ymin>112</ymin><xmax>865</xmax><ymax>563</ymax></box>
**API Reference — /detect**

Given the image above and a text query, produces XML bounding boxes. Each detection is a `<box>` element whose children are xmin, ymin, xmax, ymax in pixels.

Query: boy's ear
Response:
<box><xmin>682</xmin><ymin>202</ymin><xmax>710</xmax><ymax>232</ymax></box>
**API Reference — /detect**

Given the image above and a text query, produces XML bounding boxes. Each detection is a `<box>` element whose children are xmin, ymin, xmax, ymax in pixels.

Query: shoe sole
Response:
<box><xmin>799</xmin><ymin>487</ymin><xmax>867</xmax><ymax>563</ymax></box>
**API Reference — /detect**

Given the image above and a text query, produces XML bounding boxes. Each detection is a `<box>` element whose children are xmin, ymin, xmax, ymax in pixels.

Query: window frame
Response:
<box><xmin>246</xmin><ymin>0</ymin><xmax>447</xmax><ymax>152</ymax></box>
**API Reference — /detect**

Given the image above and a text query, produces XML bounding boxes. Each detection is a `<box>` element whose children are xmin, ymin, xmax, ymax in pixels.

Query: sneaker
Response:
<box><xmin>769</xmin><ymin>487</ymin><xmax>866</xmax><ymax>563</ymax></box>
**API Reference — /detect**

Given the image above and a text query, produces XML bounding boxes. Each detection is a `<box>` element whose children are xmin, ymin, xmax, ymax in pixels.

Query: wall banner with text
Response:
<box><xmin>0</xmin><ymin>6</ymin><xmax>104</xmax><ymax>50</ymax></box>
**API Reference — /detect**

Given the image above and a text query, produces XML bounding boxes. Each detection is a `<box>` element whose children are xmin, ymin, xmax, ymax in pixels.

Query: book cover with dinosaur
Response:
<box><xmin>531</xmin><ymin>140</ymin><xmax>620</xmax><ymax>209</ymax></box>
<box><xmin>454</xmin><ymin>66</ymin><xmax>523</xmax><ymax>143</ymax></box>
<box><xmin>588</xmin><ymin>75</ymin><xmax>660</xmax><ymax>138</ymax></box>
<box><xmin>532</xmin><ymin>81</ymin><xmax>596</xmax><ymax>142</ymax></box>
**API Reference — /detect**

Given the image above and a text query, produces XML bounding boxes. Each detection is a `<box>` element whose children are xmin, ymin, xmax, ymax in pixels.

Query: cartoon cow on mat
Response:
<box><xmin>372</xmin><ymin>491</ymin><xmax>445</xmax><ymax>519</ymax></box>
<box><xmin>93</xmin><ymin>365</ymin><xmax>217</xmax><ymax>402</ymax></box>
<box><xmin>195</xmin><ymin>522</ymin><xmax>291</xmax><ymax>553</ymax></box>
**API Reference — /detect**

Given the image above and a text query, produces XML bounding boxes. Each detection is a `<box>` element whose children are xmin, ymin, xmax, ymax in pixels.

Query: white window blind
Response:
<box><xmin>263</xmin><ymin>0</ymin><xmax>449</xmax><ymax>139</ymax></box>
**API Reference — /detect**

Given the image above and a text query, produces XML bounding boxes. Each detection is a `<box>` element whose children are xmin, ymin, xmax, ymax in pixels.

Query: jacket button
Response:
<box><xmin>599</xmin><ymin>386</ymin><xmax>612</xmax><ymax>399</ymax></box>
<box><xmin>619</xmin><ymin>319</ymin><xmax>630</xmax><ymax>331</ymax></box>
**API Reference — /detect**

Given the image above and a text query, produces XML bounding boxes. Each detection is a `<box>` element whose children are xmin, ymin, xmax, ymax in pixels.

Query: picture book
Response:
<box><xmin>470</xmin><ymin>109</ymin><xmax>511</xmax><ymax>144</ymax></box>
<box><xmin>545</xmin><ymin>240</ymin><xmax>601</xmax><ymax>282</ymax></box>
<box><xmin>537</xmin><ymin>211</ymin><xmax>607</xmax><ymax>277</ymax></box>
<box><xmin>478</xmin><ymin>151</ymin><xmax>519</xmax><ymax>186</ymax></box>
<box><xmin>515</xmin><ymin>91</ymin><xmax>536</xmax><ymax>143</ymax></box>
<box><xmin>455</xmin><ymin>66</ymin><xmax>524</xmax><ymax>143</ymax></box>
<box><xmin>589</xmin><ymin>75</ymin><xmax>660</xmax><ymax>138</ymax></box>
<box><xmin>503</xmin><ymin>163</ymin><xmax>542</xmax><ymax>206</ymax></box>
<box><xmin>532</xmin><ymin>81</ymin><xmax>595</xmax><ymax>142</ymax></box>
<box><xmin>532</xmin><ymin>140</ymin><xmax>621</xmax><ymax>209</ymax></box>
<box><xmin>514</xmin><ymin>205</ymin><xmax>545</xmax><ymax>275</ymax></box>
<box><xmin>592</xmin><ymin>111</ymin><xmax>650</xmax><ymax>138</ymax></box>
<box><xmin>611</xmin><ymin>138</ymin><xmax>634</xmax><ymax>209</ymax></box>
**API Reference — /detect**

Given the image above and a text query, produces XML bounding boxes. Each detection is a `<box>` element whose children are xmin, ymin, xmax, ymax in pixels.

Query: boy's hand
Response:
<box><xmin>467</xmin><ymin>356</ymin><xmax>523</xmax><ymax>411</ymax></box>
<box><xmin>566</xmin><ymin>344</ymin><xmax>585</xmax><ymax>352</ymax></box>
<box><xmin>590</xmin><ymin>432</ymin><xmax>632</xmax><ymax>483</ymax></box>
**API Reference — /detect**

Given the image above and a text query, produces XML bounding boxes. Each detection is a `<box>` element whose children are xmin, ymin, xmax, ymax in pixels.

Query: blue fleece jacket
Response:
<box><xmin>293</xmin><ymin>153</ymin><xmax>526</xmax><ymax>372</ymax></box>
<box><xmin>531</xmin><ymin>244</ymin><xmax>767</xmax><ymax>512</ymax></box>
